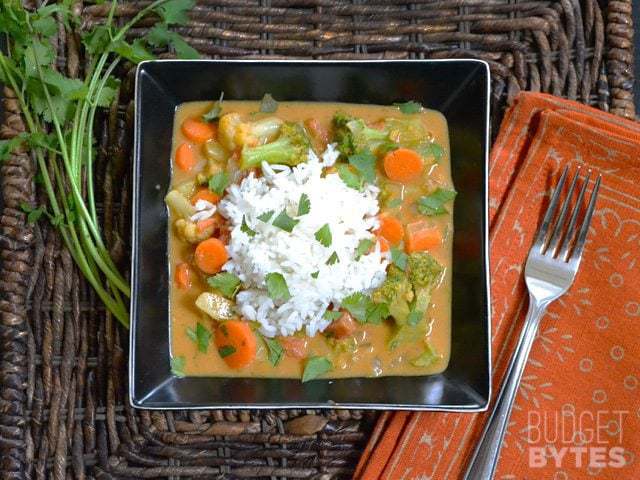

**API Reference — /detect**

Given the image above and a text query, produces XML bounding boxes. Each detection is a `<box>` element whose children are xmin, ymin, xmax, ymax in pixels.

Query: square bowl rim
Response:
<box><xmin>129</xmin><ymin>58</ymin><xmax>492</xmax><ymax>411</ymax></box>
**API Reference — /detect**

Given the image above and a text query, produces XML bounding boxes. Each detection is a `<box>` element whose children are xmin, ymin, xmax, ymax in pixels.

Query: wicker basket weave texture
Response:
<box><xmin>0</xmin><ymin>1</ymin><xmax>635</xmax><ymax>479</ymax></box>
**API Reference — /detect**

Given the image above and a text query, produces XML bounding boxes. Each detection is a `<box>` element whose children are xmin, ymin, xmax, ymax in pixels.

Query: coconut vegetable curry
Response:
<box><xmin>167</xmin><ymin>96</ymin><xmax>454</xmax><ymax>381</ymax></box>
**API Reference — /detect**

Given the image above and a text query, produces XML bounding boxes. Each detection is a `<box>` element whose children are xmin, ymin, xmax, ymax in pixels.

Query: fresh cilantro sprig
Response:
<box><xmin>0</xmin><ymin>0</ymin><xmax>198</xmax><ymax>328</ymax></box>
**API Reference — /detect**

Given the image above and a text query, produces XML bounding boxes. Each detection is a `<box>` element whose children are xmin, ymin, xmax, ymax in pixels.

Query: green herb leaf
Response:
<box><xmin>147</xmin><ymin>23</ymin><xmax>200</xmax><ymax>60</ymax></box>
<box><xmin>171</xmin><ymin>356</ymin><xmax>186</xmax><ymax>377</ymax></box>
<box><xmin>341</xmin><ymin>292</ymin><xmax>389</xmax><ymax>324</ymax></box>
<box><xmin>112</xmin><ymin>39</ymin><xmax>155</xmax><ymax>64</ymax></box>
<box><xmin>411</xmin><ymin>343</ymin><xmax>440</xmax><ymax>367</ymax></box>
<box><xmin>0</xmin><ymin>134</ymin><xmax>27</xmax><ymax>162</ymax></box>
<box><xmin>272</xmin><ymin>209</ymin><xmax>299</xmax><ymax>232</ymax></box>
<box><xmin>258</xmin><ymin>210</ymin><xmax>275</xmax><ymax>222</ymax></box>
<box><xmin>394</xmin><ymin>101</ymin><xmax>422</xmax><ymax>114</ymax></box>
<box><xmin>263</xmin><ymin>336</ymin><xmax>284</xmax><ymax>366</ymax></box>
<box><xmin>385</xmin><ymin>198</ymin><xmax>402</xmax><ymax>209</ymax></box>
<box><xmin>355</xmin><ymin>238</ymin><xmax>374</xmax><ymax>260</ymax></box>
<box><xmin>207</xmin><ymin>272</ymin><xmax>242</xmax><ymax>298</ymax></box>
<box><xmin>297</xmin><ymin>193</ymin><xmax>310</xmax><ymax>216</ymax></box>
<box><xmin>326</xmin><ymin>251</ymin><xmax>339</xmax><ymax>265</ymax></box>
<box><xmin>340</xmin><ymin>292</ymin><xmax>368</xmax><ymax>322</ymax></box>
<box><xmin>218</xmin><ymin>345</ymin><xmax>237</xmax><ymax>358</ymax></box>
<box><xmin>20</xmin><ymin>202</ymin><xmax>45</xmax><ymax>224</ymax></box>
<box><xmin>202</xmin><ymin>92</ymin><xmax>224</xmax><ymax>122</ymax></box>
<box><xmin>241</xmin><ymin>215</ymin><xmax>257</xmax><ymax>237</ymax></box>
<box><xmin>259</xmin><ymin>93</ymin><xmax>278</xmax><ymax>113</ymax></box>
<box><xmin>417</xmin><ymin>188</ymin><xmax>457</xmax><ymax>216</ymax></box>
<box><xmin>302</xmin><ymin>356</ymin><xmax>333</xmax><ymax>382</ymax></box>
<box><xmin>420</xmin><ymin>142</ymin><xmax>444</xmax><ymax>163</ymax></box>
<box><xmin>310</xmin><ymin>271</ymin><xmax>319</xmax><ymax>279</ymax></box>
<box><xmin>155</xmin><ymin>0</ymin><xmax>195</xmax><ymax>25</ymax></box>
<box><xmin>208</xmin><ymin>171</ymin><xmax>230</xmax><ymax>195</ymax></box>
<box><xmin>365</xmin><ymin>302</ymin><xmax>389</xmax><ymax>324</ymax></box>
<box><xmin>337</xmin><ymin>164</ymin><xmax>363</xmax><ymax>191</ymax></box>
<box><xmin>314</xmin><ymin>224</ymin><xmax>332</xmax><ymax>247</ymax></box>
<box><xmin>187</xmin><ymin>322</ymin><xmax>212</xmax><ymax>353</ymax></box>
<box><xmin>348</xmin><ymin>149</ymin><xmax>377</xmax><ymax>184</ymax></box>
<box><xmin>81</xmin><ymin>26</ymin><xmax>112</xmax><ymax>56</ymax></box>
<box><xmin>391</xmin><ymin>246</ymin><xmax>408</xmax><ymax>271</ymax></box>
<box><xmin>323</xmin><ymin>310</ymin><xmax>342</xmax><ymax>321</ymax></box>
<box><xmin>265</xmin><ymin>272</ymin><xmax>291</xmax><ymax>302</ymax></box>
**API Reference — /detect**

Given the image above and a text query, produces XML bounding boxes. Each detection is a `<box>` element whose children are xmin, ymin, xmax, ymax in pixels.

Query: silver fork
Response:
<box><xmin>464</xmin><ymin>166</ymin><xmax>602</xmax><ymax>480</ymax></box>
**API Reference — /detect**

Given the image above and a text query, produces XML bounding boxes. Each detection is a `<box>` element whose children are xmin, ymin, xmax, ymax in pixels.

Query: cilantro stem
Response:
<box><xmin>0</xmin><ymin>0</ymin><xmax>183</xmax><ymax>327</ymax></box>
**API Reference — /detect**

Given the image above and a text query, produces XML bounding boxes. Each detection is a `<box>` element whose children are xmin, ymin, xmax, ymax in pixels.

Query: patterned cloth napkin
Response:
<box><xmin>355</xmin><ymin>92</ymin><xmax>640</xmax><ymax>480</ymax></box>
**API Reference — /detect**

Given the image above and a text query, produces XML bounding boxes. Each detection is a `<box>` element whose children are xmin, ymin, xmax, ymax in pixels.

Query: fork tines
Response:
<box><xmin>535</xmin><ymin>165</ymin><xmax>601</xmax><ymax>262</ymax></box>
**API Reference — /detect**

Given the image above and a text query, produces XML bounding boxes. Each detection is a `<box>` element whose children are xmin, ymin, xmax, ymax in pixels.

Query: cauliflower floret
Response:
<box><xmin>218</xmin><ymin>113</ymin><xmax>283</xmax><ymax>151</ymax></box>
<box><xmin>174</xmin><ymin>218</ymin><xmax>214</xmax><ymax>244</ymax></box>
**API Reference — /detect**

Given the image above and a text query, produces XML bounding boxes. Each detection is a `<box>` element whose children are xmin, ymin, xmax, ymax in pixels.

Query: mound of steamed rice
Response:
<box><xmin>217</xmin><ymin>145</ymin><xmax>389</xmax><ymax>337</ymax></box>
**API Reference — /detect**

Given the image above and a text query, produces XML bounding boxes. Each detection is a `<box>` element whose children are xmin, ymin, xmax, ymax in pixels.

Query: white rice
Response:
<box><xmin>217</xmin><ymin>145</ymin><xmax>389</xmax><ymax>337</ymax></box>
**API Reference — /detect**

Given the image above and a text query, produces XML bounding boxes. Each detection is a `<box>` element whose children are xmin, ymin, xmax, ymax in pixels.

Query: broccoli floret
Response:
<box><xmin>219</xmin><ymin>112</ymin><xmax>283</xmax><ymax>151</ymax></box>
<box><xmin>240</xmin><ymin>122</ymin><xmax>312</xmax><ymax>170</ymax></box>
<box><xmin>371</xmin><ymin>265</ymin><xmax>414</xmax><ymax>323</ymax></box>
<box><xmin>332</xmin><ymin>112</ymin><xmax>356</xmax><ymax>157</ymax></box>
<box><xmin>407</xmin><ymin>252</ymin><xmax>444</xmax><ymax>312</ymax></box>
<box><xmin>332</xmin><ymin>112</ymin><xmax>390</xmax><ymax>157</ymax></box>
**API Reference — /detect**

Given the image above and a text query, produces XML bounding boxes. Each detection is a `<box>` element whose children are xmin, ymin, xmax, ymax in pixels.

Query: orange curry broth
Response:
<box><xmin>169</xmin><ymin>101</ymin><xmax>453</xmax><ymax>378</ymax></box>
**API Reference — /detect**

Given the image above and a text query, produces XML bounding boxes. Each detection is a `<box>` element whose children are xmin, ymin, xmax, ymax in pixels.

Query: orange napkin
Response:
<box><xmin>356</xmin><ymin>92</ymin><xmax>640</xmax><ymax>480</ymax></box>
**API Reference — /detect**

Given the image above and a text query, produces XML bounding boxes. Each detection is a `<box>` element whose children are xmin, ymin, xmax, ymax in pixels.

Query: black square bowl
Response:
<box><xmin>130</xmin><ymin>60</ymin><xmax>491</xmax><ymax>410</ymax></box>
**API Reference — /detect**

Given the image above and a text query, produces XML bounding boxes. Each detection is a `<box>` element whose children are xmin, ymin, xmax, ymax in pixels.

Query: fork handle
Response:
<box><xmin>463</xmin><ymin>294</ymin><xmax>547</xmax><ymax>480</ymax></box>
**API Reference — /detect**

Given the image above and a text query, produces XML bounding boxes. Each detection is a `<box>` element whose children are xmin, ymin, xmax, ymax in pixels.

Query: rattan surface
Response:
<box><xmin>0</xmin><ymin>1</ymin><xmax>635</xmax><ymax>479</ymax></box>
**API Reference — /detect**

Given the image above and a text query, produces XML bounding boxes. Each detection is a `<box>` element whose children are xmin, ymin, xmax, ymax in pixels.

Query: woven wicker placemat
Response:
<box><xmin>0</xmin><ymin>1</ymin><xmax>635</xmax><ymax>479</ymax></box>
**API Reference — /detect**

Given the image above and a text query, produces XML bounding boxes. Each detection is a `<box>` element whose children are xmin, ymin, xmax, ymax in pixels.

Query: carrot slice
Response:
<box><xmin>182</xmin><ymin>118</ymin><xmax>217</xmax><ymax>144</ymax></box>
<box><xmin>175</xmin><ymin>143</ymin><xmax>196</xmax><ymax>171</ymax></box>
<box><xmin>405</xmin><ymin>220</ymin><xmax>442</xmax><ymax>253</ymax></box>
<box><xmin>377</xmin><ymin>213</ymin><xmax>404</xmax><ymax>245</ymax></box>
<box><xmin>383</xmin><ymin>148</ymin><xmax>424</xmax><ymax>183</ymax></box>
<box><xmin>194</xmin><ymin>237</ymin><xmax>228</xmax><ymax>274</ymax></box>
<box><xmin>174</xmin><ymin>262</ymin><xmax>192</xmax><ymax>289</ymax></box>
<box><xmin>196</xmin><ymin>218</ymin><xmax>217</xmax><ymax>234</ymax></box>
<box><xmin>191</xmin><ymin>187</ymin><xmax>220</xmax><ymax>205</ymax></box>
<box><xmin>325</xmin><ymin>311</ymin><xmax>357</xmax><ymax>339</ymax></box>
<box><xmin>279</xmin><ymin>336</ymin><xmax>308</xmax><ymax>359</ymax></box>
<box><xmin>377</xmin><ymin>237</ymin><xmax>390</xmax><ymax>253</ymax></box>
<box><xmin>215</xmin><ymin>320</ymin><xmax>257</xmax><ymax>369</ymax></box>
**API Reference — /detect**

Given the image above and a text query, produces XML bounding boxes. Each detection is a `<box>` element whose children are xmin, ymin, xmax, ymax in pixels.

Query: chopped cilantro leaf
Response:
<box><xmin>297</xmin><ymin>193</ymin><xmax>310</xmax><ymax>216</ymax></box>
<box><xmin>265</xmin><ymin>272</ymin><xmax>291</xmax><ymax>302</ymax></box>
<box><xmin>326</xmin><ymin>251</ymin><xmax>339</xmax><ymax>265</ymax></box>
<box><xmin>355</xmin><ymin>238</ymin><xmax>374</xmax><ymax>260</ymax></box>
<box><xmin>258</xmin><ymin>210</ymin><xmax>275</xmax><ymax>222</ymax></box>
<box><xmin>170</xmin><ymin>356</ymin><xmax>186</xmax><ymax>377</ymax></box>
<box><xmin>218</xmin><ymin>345</ymin><xmax>236</xmax><ymax>358</ymax></box>
<box><xmin>263</xmin><ymin>336</ymin><xmax>284</xmax><ymax>366</ymax></box>
<box><xmin>302</xmin><ymin>356</ymin><xmax>332</xmax><ymax>382</ymax></box>
<box><xmin>202</xmin><ymin>91</ymin><xmax>224</xmax><ymax>122</ymax></box>
<box><xmin>259</xmin><ymin>93</ymin><xmax>278</xmax><ymax>113</ymax></box>
<box><xmin>241</xmin><ymin>215</ymin><xmax>256</xmax><ymax>237</ymax></box>
<box><xmin>348</xmin><ymin>149</ymin><xmax>377</xmax><ymax>184</ymax></box>
<box><xmin>394</xmin><ymin>101</ymin><xmax>422</xmax><ymax>114</ymax></box>
<box><xmin>323</xmin><ymin>310</ymin><xmax>342</xmax><ymax>321</ymax></box>
<box><xmin>207</xmin><ymin>272</ymin><xmax>241</xmax><ymax>298</ymax></box>
<box><xmin>417</xmin><ymin>188</ymin><xmax>457</xmax><ymax>216</ymax></box>
<box><xmin>391</xmin><ymin>246</ymin><xmax>408</xmax><ymax>270</ymax></box>
<box><xmin>314</xmin><ymin>224</ymin><xmax>332</xmax><ymax>247</ymax></box>
<box><xmin>272</xmin><ymin>209</ymin><xmax>299</xmax><ymax>232</ymax></box>
<box><xmin>337</xmin><ymin>164</ymin><xmax>363</xmax><ymax>191</ymax></box>
<box><xmin>208</xmin><ymin>171</ymin><xmax>230</xmax><ymax>196</ymax></box>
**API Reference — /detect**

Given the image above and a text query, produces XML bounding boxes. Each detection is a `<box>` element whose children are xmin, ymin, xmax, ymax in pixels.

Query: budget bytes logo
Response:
<box><xmin>526</xmin><ymin>408</ymin><xmax>628</xmax><ymax>470</ymax></box>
